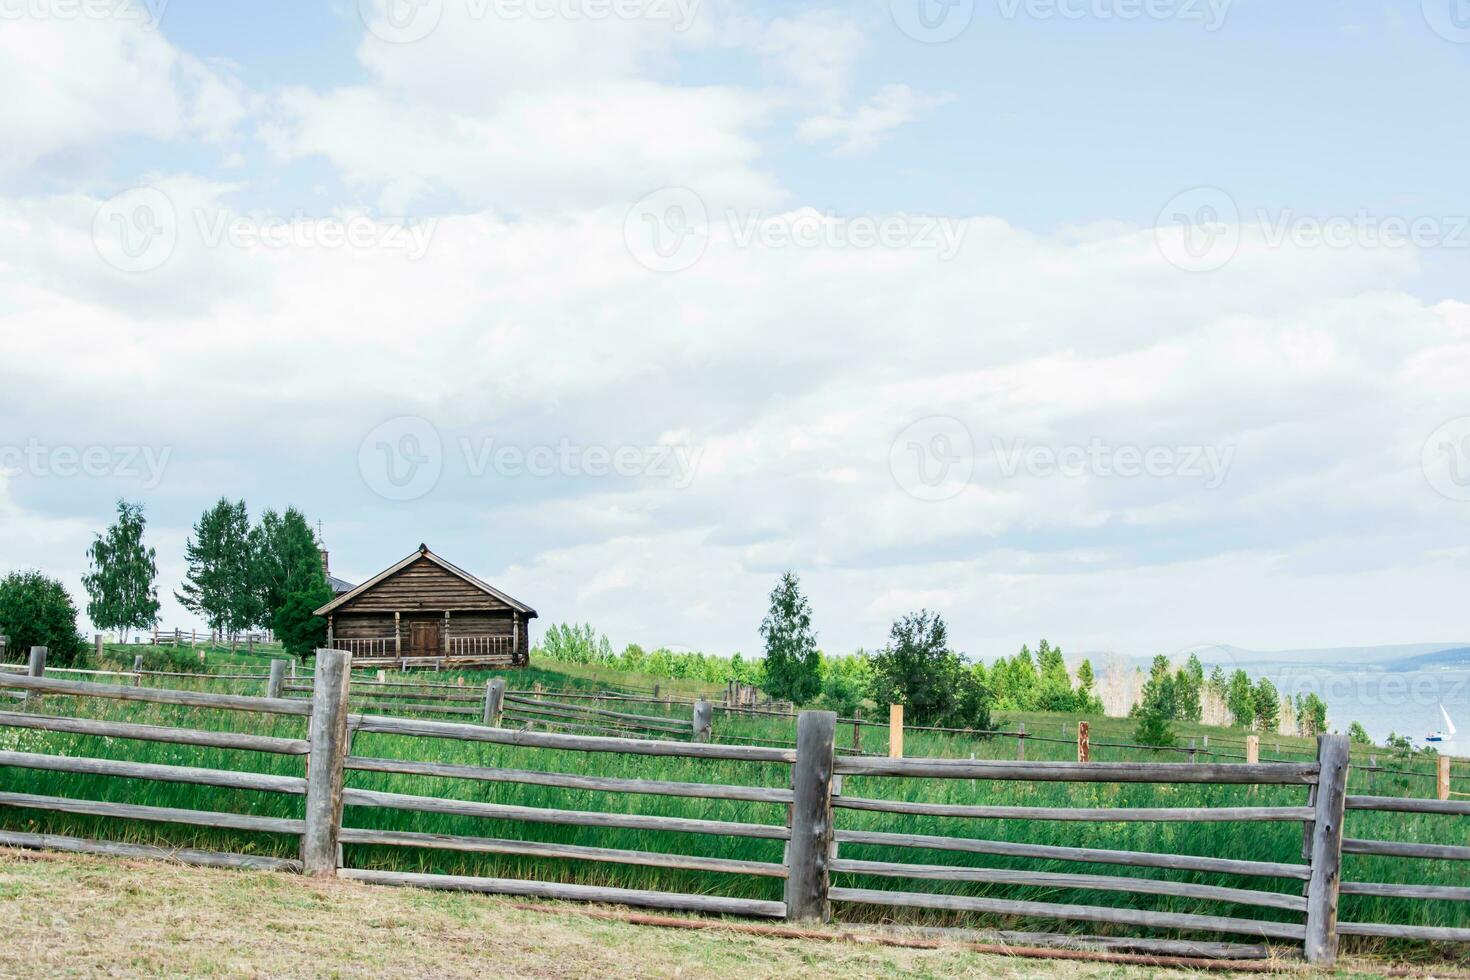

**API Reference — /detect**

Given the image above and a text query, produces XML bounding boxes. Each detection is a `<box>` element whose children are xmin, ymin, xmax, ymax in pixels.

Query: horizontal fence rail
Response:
<box><xmin>0</xmin><ymin>655</ymin><xmax>1465</xmax><ymax>966</ymax></box>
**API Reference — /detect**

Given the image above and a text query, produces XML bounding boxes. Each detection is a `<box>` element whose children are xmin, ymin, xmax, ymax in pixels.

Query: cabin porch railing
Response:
<box><xmin>447</xmin><ymin>635</ymin><xmax>514</xmax><ymax>658</ymax></box>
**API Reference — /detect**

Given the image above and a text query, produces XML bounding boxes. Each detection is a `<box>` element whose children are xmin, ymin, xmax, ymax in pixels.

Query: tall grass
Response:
<box><xmin>0</xmin><ymin>653</ymin><xmax>1466</xmax><ymax>957</ymax></box>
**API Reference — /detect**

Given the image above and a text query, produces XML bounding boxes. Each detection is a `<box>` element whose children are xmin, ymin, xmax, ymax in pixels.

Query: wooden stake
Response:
<box><xmin>1076</xmin><ymin>721</ymin><xmax>1089</xmax><ymax>763</ymax></box>
<box><xmin>266</xmin><ymin>660</ymin><xmax>287</xmax><ymax>699</ymax></box>
<box><xmin>301</xmin><ymin>648</ymin><xmax>351</xmax><ymax>876</ymax></box>
<box><xmin>1304</xmin><ymin>734</ymin><xmax>1349</xmax><ymax>966</ymax></box>
<box><xmin>1439</xmin><ymin>755</ymin><xmax>1452</xmax><ymax>802</ymax></box>
<box><xmin>484</xmin><ymin>678</ymin><xmax>505</xmax><ymax>727</ymax></box>
<box><xmin>692</xmin><ymin>700</ymin><xmax>713</xmax><ymax>742</ymax></box>
<box><xmin>888</xmin><ymin>704</ymin><xmax>904</xmax><ymax>759</ymax></box>
<box><xmin>785</xmin><ymin>711</ymin><xmax>835</xmax><ymax>923</ymax></box>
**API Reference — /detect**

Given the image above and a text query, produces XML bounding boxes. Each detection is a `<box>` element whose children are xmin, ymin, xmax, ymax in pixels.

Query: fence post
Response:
<box><xmin>483</xmin><ymin>678</ymin><xmax>506</xmax><ymax>726</ymax></box>
<box><xmin>1076</xmin><ymin>721</ymin><xmax>1089</xmax><ymax>762</ymax></box>
<box><xmin>1188</xmin><ymin>738</ymin><xmax>1198</xmax><ymax>763</ymax></box>
<box><xmin>1304</xmin><ymin>734</ymin><xmax>1349</xmax><ymax>965</ymax></box>
<box><xmin>25</xmin><ymin>647</ymin><xmax>46</xmax><ymax>708</ymax></box>
<box><xmin>692</xmin><ymin>699</ymin><xmax>713</xmax><ymax>742</ymax></box>
<box><xmin>94</xmin><ymin>634</ymin><xmax>104</xmax><ymax>660</ymax></box>
<box><xmin>1017</xmin><ymin>722</ymin><xmax>1025</xmax><ymax>761</ymax></box>
<box><xmin>267</xmin><ymin>659</ymin><xmax>288</xmax><ymax>699</ymax></box>
<box><xmin>1246</xmin><ymin>734</ymin><xmax>1260</xmax><ymax>764</ymax></box>
<box><xmin>852</xmin><ymin>707</ymin><xmax>862</xmax><ymax>753</ymax></box>
<box><xmin>888</xmin><ymin>704</ymin><xmax>903</xmax><ymax>758</ymax></box>
<box><xmin>132</xmin><ymin>654</ymin><xmax>143</xmax><ymax>687</ymax></box>
<box><xmin>301</xmin><ymin>648</ymin><xmax>351</xmax><ymax>877</ymax></box>
<box><xmin>786</xmin><ymin>710</ymin><xmax>836</xmax><ymax>922</ymax></box>
<box><xmin>1440</xmin><ymin>755</ymin><xmax>1452</xmax><ymax>802</ymax></box>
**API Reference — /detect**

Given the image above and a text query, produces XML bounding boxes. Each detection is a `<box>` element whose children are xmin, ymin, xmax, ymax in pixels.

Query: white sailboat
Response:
<box><xmin>1426</xmin><ymin>703</ymin><xmax>1457</xmax><ymax>743</ymax></box>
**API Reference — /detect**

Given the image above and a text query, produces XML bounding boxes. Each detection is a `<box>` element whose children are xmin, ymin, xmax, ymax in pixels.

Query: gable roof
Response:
<box><xmin>326</xmin><ymin>574</ymin><xmax>356</xmax><ymax>594</ymax></box>
<box><xmin>313</xmin><ymin>544</ymin><xmax>538</xmax><ymax>617</ymax></box>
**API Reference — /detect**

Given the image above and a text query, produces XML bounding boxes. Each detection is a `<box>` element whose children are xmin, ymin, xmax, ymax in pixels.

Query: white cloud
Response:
<box><xmin>797</xmin><ymin>84</ymin><xmax>953</xmax><ymax>155</ymax></box>
<box><xmin>0</xmin><ymin>17</ymin><xmax>248</xmax><ymax>179</ymax></box>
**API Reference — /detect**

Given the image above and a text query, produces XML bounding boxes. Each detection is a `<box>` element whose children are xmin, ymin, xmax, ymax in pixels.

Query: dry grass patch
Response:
<box><xmin>0</xmin><ymin>848</ymin><xmax>1331</xmax><ymax>979</ymax></box>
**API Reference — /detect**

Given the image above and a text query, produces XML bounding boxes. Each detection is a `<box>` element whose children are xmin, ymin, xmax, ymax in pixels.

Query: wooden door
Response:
<box><xmin>409</xmin><ymin>621</ymin><xmax>441</xmax><ymax>658</ymax></box>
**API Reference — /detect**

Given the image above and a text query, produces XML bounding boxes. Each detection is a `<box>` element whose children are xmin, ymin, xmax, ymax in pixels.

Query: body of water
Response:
<box><xmin>1256</xmin><ymin>665</ymin><xmax>1470</xmax><ymax>755</ymax></box>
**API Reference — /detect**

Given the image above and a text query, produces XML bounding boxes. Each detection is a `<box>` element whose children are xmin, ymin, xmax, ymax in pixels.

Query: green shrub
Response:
<box><xmin>0</xmin><ymin>570</ymin><xmax>87</xmax><ymax>666</ymax></box>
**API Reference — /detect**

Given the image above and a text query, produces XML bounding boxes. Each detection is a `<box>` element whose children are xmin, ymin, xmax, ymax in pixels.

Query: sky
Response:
<box><xmin>1</xmin><ymin>0</ymin><xmax>1468</xmax><ymax>663</ymax></box>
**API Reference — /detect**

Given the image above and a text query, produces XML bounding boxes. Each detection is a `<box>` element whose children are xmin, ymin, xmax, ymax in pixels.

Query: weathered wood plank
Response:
<box><xmin>340</xmin><ymin>868</ymin><xmax>788</xmax><ymax>918</ymax></box>
<box><xmin>1336</xmin><ymin>922</ymin><xmax>1470</xmax><ymax>942</ymax></box>
<box><xmin>1340</xmin><ymin>881</ymin><xmax>1470</xmax><ymax>901</ymax></box>
<box><xmin>337</xmin><ymin>827</ymin><xmax>787</xmax><ymax>877</ymax></box>
<box><xmin>0</xmin><ymin>711</ymin><xmax>309</xmax><ymax>755</ymax></box>
<box><xmin>832</xmin><ymin>797</ymin><xmax>1312</xmax><ymax>823</ymax></box>
<box><xmin>0</xmin><ymin>750</ymin><xmax>305</xmax><ymax>794</ymax></box>
<box><xmin>828</xmin><ymin>886</ymin><xmax>1307</xmax><ymax>940</ymax></box>
<box><xmin>0</xmin><ymin>674</ymin><xmax>310</xmax><ymax>716</ymax></box>
<box><xmin>0</xmin><ymin>790</ymin><xmax>304</xmax><ymax>834</ymax></box>
<box><xmin>786</xmin><ymin>711</ymin><xmax>835</xmax><ymax>922</ymax></box>
<box><xmin>350</xmin><ymin>714</ymin><xmax>795</xmax><ymax>763</ymax></box>
<box><xmin>828</xmin><ymin>858</ymin><xmax>1307</xmax><ymax>912</ymax></box>
<box><xmin>894</xmin><ymin>925</ymin><xmax>1271</xmax><ymax>960</ymax></box>
<box><xmin>1346</xmin><ymin>795</ymin><xmax>1470</xmax><ymax>816</ymax></box>
<box><xmin>1342</xmin><ymin>838</ymin><xmax>1470</xmax><ymax>862</ymax></box>
<box><xmin>343</xmin><ymin>787</ymin><xmax>791</xmax><ymax>840</ymax></box>
<box><xmin>833</xmin><ymin>756</ymin><xmax>1318</xmax><ymax>784</ymax></box>
<box><xmin>1304</xmin><ymin>734</ymin><xmax>1349</xmax><ymax>966</ymax></box>
<box><xmin>302</xmin><ymin>649</ymin><xmax>352</xmax><ymax>876</ymax></box>
<box><xmin>833</xmin><ymin>829</ymin><xmax>1312</xmax><ymax>880</ymax></box>
<box><xmin>501</xmin><ymin>700</ymin><xmax>689</xmax><ymax>733</ymax></box>
<box><xmin>343</xmin><ymin>756</ymin><xmax>794</xmax><ymax>803</ymax></box>
<box><xmin>0</xmin><ymin>829</ymin><xmax>301</xmax><ymax>872</ymax></box>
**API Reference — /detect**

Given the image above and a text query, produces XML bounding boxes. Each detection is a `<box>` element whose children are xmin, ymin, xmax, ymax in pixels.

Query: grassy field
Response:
<box><xmin>0</xmin><ymin>848</ymin><xmax>1326</xmax><ymax>979</ymax></box>
<box><xmin>0</xmin><ymin>644</ymin><xmax>1466</xmax><ymax>963</ymax></box>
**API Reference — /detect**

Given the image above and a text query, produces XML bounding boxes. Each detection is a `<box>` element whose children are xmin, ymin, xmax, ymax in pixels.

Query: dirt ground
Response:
<box><xmin>0</xmin><ymin>848</ymin><xmax>1417</xmax><ymax>979</ymax></box>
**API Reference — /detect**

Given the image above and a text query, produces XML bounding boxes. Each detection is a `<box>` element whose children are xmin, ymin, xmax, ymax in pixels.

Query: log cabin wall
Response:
<box><xmin>323</xmin><ymin>551</ymin><xmax>532</xmax><ymax>666</ymax></box>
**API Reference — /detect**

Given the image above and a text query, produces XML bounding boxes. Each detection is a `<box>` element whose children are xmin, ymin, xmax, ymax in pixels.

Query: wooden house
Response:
<box><xmin>313</xmin><ymin>544</ymin><xmax>536</xmax><ymax>668</ymax></box>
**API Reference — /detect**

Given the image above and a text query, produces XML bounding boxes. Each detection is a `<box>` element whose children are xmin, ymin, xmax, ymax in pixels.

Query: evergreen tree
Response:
<box><xmin>1207</xmin><ymin>665</ymin><xmax>1227</xmax><ymax>700</ymax></box>
<box><xmin>1132</xmin><ymin>656</ymin><xmax>1178</xmax><ymax>746</ymax></box>
<box><xmin>176</xmin><ymin>498</ymin><xmax>257</xmax><ymax>638</ymax></box>
<box><xmin>1252</xmin><ymin>677</ymin><xmax>1281</xmax><ymax>733</ymax></box>
<box><xmin>1226</xmin><ymin>669</ymin><xmax>1255</xmax><ymax>728</ymax></box>
<box><xmin>1034</xmin><ymin>639</ymin><xmax>1076</xmax><ymax>711</ymax></box>
<box><xmin>1075</xmin><ymin>658</ymin><xmax>1101</xmax><ymax>712</ymax></box>
<box><xmin>250</xmin><ymin>507</ymin><xmax>324</xmax><ymax>629</ymax></box>
<box><xmin>758</xmin><ymin>572</ymin><xmax>821</xmax><ymax>705</ymax></box>
<box><xmin>1173</xmin><ymin>654</ymin><xmax>1204</xmax><ymax>723</ymax></box>
<box><xmin>272</xmin><ymin>557</ymin><xmax>335</xmax><ymax>660</ymax></box>
<box><xmin>81</xmin><ymin>500</ymin><xmax>160</xmax><ymax>642</ymax></box>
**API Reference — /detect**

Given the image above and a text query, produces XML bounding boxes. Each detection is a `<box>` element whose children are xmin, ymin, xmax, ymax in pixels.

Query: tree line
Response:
<box><xmin>0</xmin><ymin>497</ymin><xmax>333</xmax><ymax>666</ymax></box>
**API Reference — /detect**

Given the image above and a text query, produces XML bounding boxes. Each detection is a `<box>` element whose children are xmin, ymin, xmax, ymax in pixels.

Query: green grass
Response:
<box><xmin>0</xmin><ymin>653</ymin><xmax>1466</xmax><ymax>962</ymax></box>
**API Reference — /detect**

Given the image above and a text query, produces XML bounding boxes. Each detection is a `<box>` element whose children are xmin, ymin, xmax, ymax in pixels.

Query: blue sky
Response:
<box><xmin>1</xmin><ymin>0</ymin><xmax>1468</xmax><ymax>661</ymax></box>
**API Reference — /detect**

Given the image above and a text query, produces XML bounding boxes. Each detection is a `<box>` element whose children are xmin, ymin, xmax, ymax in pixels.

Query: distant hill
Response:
<box><xmin>1181</xmin><ymin>642</ymin><xmax>1470</xmax><ymax>672</ymax></box>
<box><xmin>1076</xmin><ymin>642</ymin><xmax>1470</xmax><ymax>673</ymax></box>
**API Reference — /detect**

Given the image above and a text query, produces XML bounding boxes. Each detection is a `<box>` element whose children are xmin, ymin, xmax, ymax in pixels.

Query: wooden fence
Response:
<box><xmin>1</xmin><ymin>649</ymin><xmax>1466</xmax><ymax>964</ymax></box>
